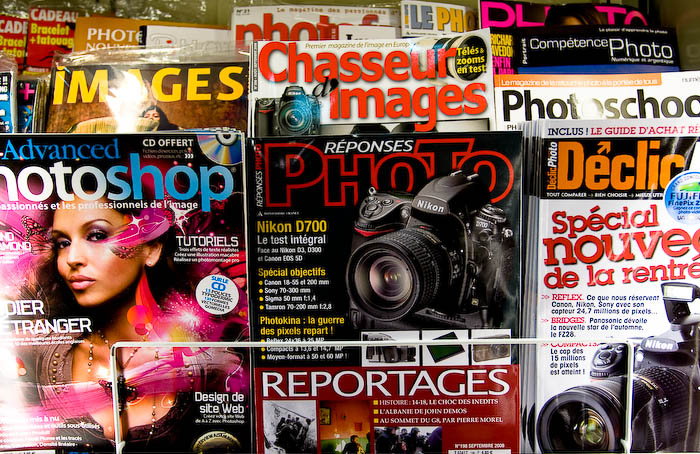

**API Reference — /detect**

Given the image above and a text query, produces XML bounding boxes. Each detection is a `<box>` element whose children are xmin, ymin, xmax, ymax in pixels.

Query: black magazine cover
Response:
<box><xmin>246</xmin><ymin>132</ymin><xmax>522</xmax><ymax>367</ymax></box>
<box><xmin>515</xmin><ymin>25</ymin><xmax>680</xmax><ymax>74</ymax></box>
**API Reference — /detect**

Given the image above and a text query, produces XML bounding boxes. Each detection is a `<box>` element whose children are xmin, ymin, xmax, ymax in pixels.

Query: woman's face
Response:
<box><xmin>143</xmin><ymin>109</ymin><xmax>161</xmax><ymax>123</ymax></box>
<box><xmin>52</xmin><ymin>200</ymin><xmax>161</xmax><ymax>308</ymax></box>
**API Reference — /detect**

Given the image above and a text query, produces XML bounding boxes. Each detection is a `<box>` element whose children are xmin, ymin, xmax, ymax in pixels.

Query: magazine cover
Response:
<box><xmin>246</xmin><ymin>131</ymin><xmax>522</xmax><ymax>369</ymax></box>
<box><xmin>232</xmin><ymin>5</ymin><xmax>401</xmax><ymax>44</ymax></box>
<box><xmin>255</xmin><ymin>359</ymin><xmax>520</xmax><ymax>453</ymax></box>
<box><xmin>249</xmin><ymin>29</ymin><xmax>495</xmax><ymax>137</ymax></box>
<box><xmin>25</xmin><ymin>7</ymin><xmax>80</xmax><ymax>74</ymax></box>
<box><xmin>0</xmin><ymin>14</ymin><xmax>27</xmax><ymax>72</ymax></box>
<box><xmin>114</xmin><ymin>344</ymin><xmax>253</xmax><ymax>453</ymax></box>
<box><xmin>494</xmin><ymin>70</ymin><xmax>700</xmax><ymax>131</ymax></box>
<box><xmin>0</xmin><ymin>53</ymin><xmax>16</xmax><ymax>133</ymax></box>
<box><xmin>73</xmin><ymin>16</ymin><xmax>228</xmax><ymax>52</ymax></box>
<box><xmin>400</xmin><ymin>0</ymin><xmax>477</xmax><ymax>37</ymax></box>
<box><xmin>0</xmin><ymin>132</ymin><xmax>249</xmax><ymax>451</ymax></box>
<box><xmin>479</xmin><ymin>1</ymin><xmax>650</xmax><ymax>75</ymax></box>
<box><xmin>531</xmin><ymin>119</ymin><xmax>700</xmax><ymax>452</ymax></box>
<box><xmin>479</xmin><ymin>1</ymin><xmax>649</xmax><ymax>29</ymax></box>
<box><xmin>45</xmin><ymin>50</ymin><xmax>248</xmax><ymax>134</ymax></box>
<box><xmin>514</xmin><ymin>25</ymin><xmax>680</xmax><ymax>75</ymax></box>
<box><xmin>17</xmin><ymin>75</ymin><xmax>48</xmax><ymax>133</ymax></box>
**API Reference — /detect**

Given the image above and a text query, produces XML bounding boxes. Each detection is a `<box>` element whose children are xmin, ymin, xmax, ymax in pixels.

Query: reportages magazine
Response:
<box><xmin>254</xmin><ymin>360</ymin><xmax>520</xmax><ymax>453</ymax></box>
<box><xmin>530</xmin><ymin>119</ymin><xmax>700</xmax><ymax>452</ymax></box>
<box><xmin>0</xmin><ymin>132</ymin><xmax>251</xmax><ymax>452</ymax></box>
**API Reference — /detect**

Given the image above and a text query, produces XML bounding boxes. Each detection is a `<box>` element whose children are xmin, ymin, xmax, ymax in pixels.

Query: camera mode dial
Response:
<box><xmin>591</xmin><ymin>343</ymin><xmax>627</xmax><ymax>378</ymax></box>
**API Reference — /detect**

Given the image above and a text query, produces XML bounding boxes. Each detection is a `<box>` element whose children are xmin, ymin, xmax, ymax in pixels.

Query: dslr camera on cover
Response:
<box><xmin>537</xmin><ymin>281</ymin><xmax>700</xmax><ymax>453</ymax></box>
<box><xmin>346</xmin><ymin>171</ymin><xmax>514</xmax><ymax>331</ymax></box>
<box><xmin>254</xmin><ymin>85</ymin><xmax>320</xmax><ymax>137</ymax></box>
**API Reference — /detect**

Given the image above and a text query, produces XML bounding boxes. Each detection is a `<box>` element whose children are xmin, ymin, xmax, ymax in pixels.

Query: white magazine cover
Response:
<box><xmin>494</xmin><ymin>71</ymin><xmax>700</xmax><ymax>131</ymax></box>
<box><xmin>249</xmin><ymin>28</ymin><xmax>495</xmax><ymax>137</ymax></box>
<box><xmin>231</xmin><ymin>4</ymin><xmax>400</xmax><ymax>44</ymax></box>
<box><xmin>532</xmin><ymin>118</ymin><xmax>700</xmax><ymax>453</ymax></box>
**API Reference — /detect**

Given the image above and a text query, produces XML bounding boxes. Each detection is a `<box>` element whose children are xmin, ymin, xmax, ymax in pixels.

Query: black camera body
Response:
<box><xmin>346</xmin><ymin>171</ymin><xmax>514</xmax><ymax>331</ymax></box>
<box><xmin>254</xmin><ymin>86</ymin><xmax>320</xmax><ymax>137</ymax></box>
<box><xmin>537</xmin><ymin>283</ymin><xmax>700</xmax><ymax>453</ymax></box>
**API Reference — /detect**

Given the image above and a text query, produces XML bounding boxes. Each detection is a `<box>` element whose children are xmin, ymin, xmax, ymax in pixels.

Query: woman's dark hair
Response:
<box><xmin>140</xmin><ymin>105</ymin><xmax>179</xmax><ymax>131</ymax></box>
<box><xmin>544</xmin><ymin>4</ymin><xmax>607</xmax><ymax>26</ymax></box>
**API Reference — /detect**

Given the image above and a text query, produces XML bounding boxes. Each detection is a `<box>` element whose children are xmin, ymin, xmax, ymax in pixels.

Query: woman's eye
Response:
<box><xmin>54</xmin><ymin>239</ymin><xmax>70</xmax><ymax>249</ymax></box>
<box><xmin>87</xmin><ymin>230</ymin><xmax>108</xmax><ymax>242</ymax></box>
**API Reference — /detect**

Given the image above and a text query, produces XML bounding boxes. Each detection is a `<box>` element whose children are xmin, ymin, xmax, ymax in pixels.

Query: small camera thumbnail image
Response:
<box><xmin>361</xmin><ymin>331</ymin><xmax>420</xmax><ymax>366</ymax></box>
<box><xmin>470</xmin><ymin>329</ymin><xmax>512</xmax><ymax>365</ymax></box>
<box><xmin>254</xmin><ymin>85</ymin><xmax>320</xmax><ymax>137</ymax></box>
<box><xmin>422</xmin><ymin>330</ymin><xmax>468</xmax><ymax>366</ymax></box>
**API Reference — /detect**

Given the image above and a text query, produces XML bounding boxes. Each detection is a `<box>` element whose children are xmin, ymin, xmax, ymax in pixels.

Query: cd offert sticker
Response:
<box><xmin>196</xmin><ymin>275</ymin><xmax>238</xmax><ymax>315</ymax></box>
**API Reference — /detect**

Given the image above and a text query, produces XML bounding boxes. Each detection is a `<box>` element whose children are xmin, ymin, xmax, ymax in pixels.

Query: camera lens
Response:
<box><xmin>537</xmin><ymin>366</ymin><xmax>699</xmax><ymax>452</ymax></box>
<box><xmin>537</xmin><ymin>379</ymin><xmax>624</xmax><ymax>452</ymax></box>
<box><xmin>347</xmin><ymin>227</ymin><xmax>448</xmax><ymax>321</ymax></box>
<box><xmin>572</xmin><ymin>410</ymin><xmax>607</xmax><ymax>448</ymax></box>
<box><xmin>278</xmin><ymin>101</ymin><xmax>313</xmax><ymax>135</ymax></box>
<box><xmin>368</xmin><ymin>256</ymin><xmax>413</xmax><ymax>303</ymax></box>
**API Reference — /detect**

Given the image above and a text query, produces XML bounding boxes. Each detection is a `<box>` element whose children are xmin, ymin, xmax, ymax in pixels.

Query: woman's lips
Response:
<box><xmin>69</xmin><ymin>276</ymin><xmax>95</xmax><ymax>290</ymax></box>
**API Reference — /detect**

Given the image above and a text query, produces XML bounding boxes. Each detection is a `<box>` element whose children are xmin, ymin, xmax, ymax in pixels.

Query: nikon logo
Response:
<box><xmin>557</xmin><ymin>139</ymin><xmax>685</xmax><ymax>191</ymax></box>
<box><xmin>415</xmin><ymin>199</ymin><xmax>446</xmax><ymax>213</ymax></box>
<box><xmin>641</xmin><ymin>337</ymin><xmax>678</xmax><ymax>352</ymax></box>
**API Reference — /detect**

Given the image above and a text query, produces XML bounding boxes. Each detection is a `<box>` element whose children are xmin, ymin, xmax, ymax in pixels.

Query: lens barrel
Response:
<box><xmin>537</xmin><ymin>366</ymin><xmax>699</xmax><ymax>452</ymax></box>
<box><xmin>347</xmin><ymin>227</ymin><xmax>448</xmax><ymax>321</ymax></box>
<box><xmin>537</xmin><ymin>377</ymin><xmax>624</xmax><ymax>452</ymax></box>
<box><xmin>629</xmin><ymin>366</ymin><xmax>696</xmax><ymax>452</ymax></box>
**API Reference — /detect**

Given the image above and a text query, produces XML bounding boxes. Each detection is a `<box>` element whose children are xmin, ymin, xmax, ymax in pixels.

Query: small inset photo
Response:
<box><xmin>374</xmin><ymin>425</ymin><xmax>442</xmax><ymax>454</ymax></box>
<box><xmin>319</xmin><ymin>399</ymin><xmax>371</xmax><ymax>454</ymax></box>
<box><xmin>470</xmin><ymin>329</ymin><xmax>512</xmax><ymax>365</ymax></box>
<box><xmin>361</xmin><ymin>331</ymin><xmax>420</xmax><ymax>367</ymax></box>
<box><xmin>262</xmin><ymin>400</ymin><xmax>316</xmax><ymax>454</ymax></box>
<box><xmin>421</xmin><ymin>329</ymin><xmax>469</xmax><ymax>366</ymax></box>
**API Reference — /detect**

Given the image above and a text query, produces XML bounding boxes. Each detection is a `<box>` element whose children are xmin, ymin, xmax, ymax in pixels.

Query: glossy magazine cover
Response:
<box><xmin>0</xmin><ymin>132</ymin><xmax>249</xmax><ymax>452</ymax></box>
<box><xmin>530</xmin><ymin>119</ymin><xmax>700</xmax><ymax>452</ymax></box>
<box><xmin>246</xmin><ymin>131</ymin><xmax>522</xmax><ymax>368</ymax></box>
<box><xmin>249</xmin><ymin>29</ymin><xmax>495</xmax><ymax>137</ymax></box>
<box><xmin>255</xmin><ymin>361</ymin><xmax>520</xmax><ymax>453</ymax></box>
<box><xmin>45</xmin><ymin>51</ymin><xmax>248</xmax><ymax>134</ymax></box>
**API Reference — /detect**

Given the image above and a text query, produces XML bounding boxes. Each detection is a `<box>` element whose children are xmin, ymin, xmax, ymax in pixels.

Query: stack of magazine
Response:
<box><xmin>524</xmin><ymin>117</ymin><xmax>700</xmax><ymax>452</ymax></box>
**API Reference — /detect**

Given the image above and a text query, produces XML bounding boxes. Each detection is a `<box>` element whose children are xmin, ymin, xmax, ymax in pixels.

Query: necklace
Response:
<box><xmin>86</xmin><ymin>330</ymin><xmax>110</xmax><ymax>375</ymax></box>
<box><xmin>149</xmin><ymin>349</ymin><xmax>159</xmax><ymax>436</ymax></box>
<box><xmin>88</xmin><ymin>330</ymin><xmax>143</xmax><ymax>376</ymax></box>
